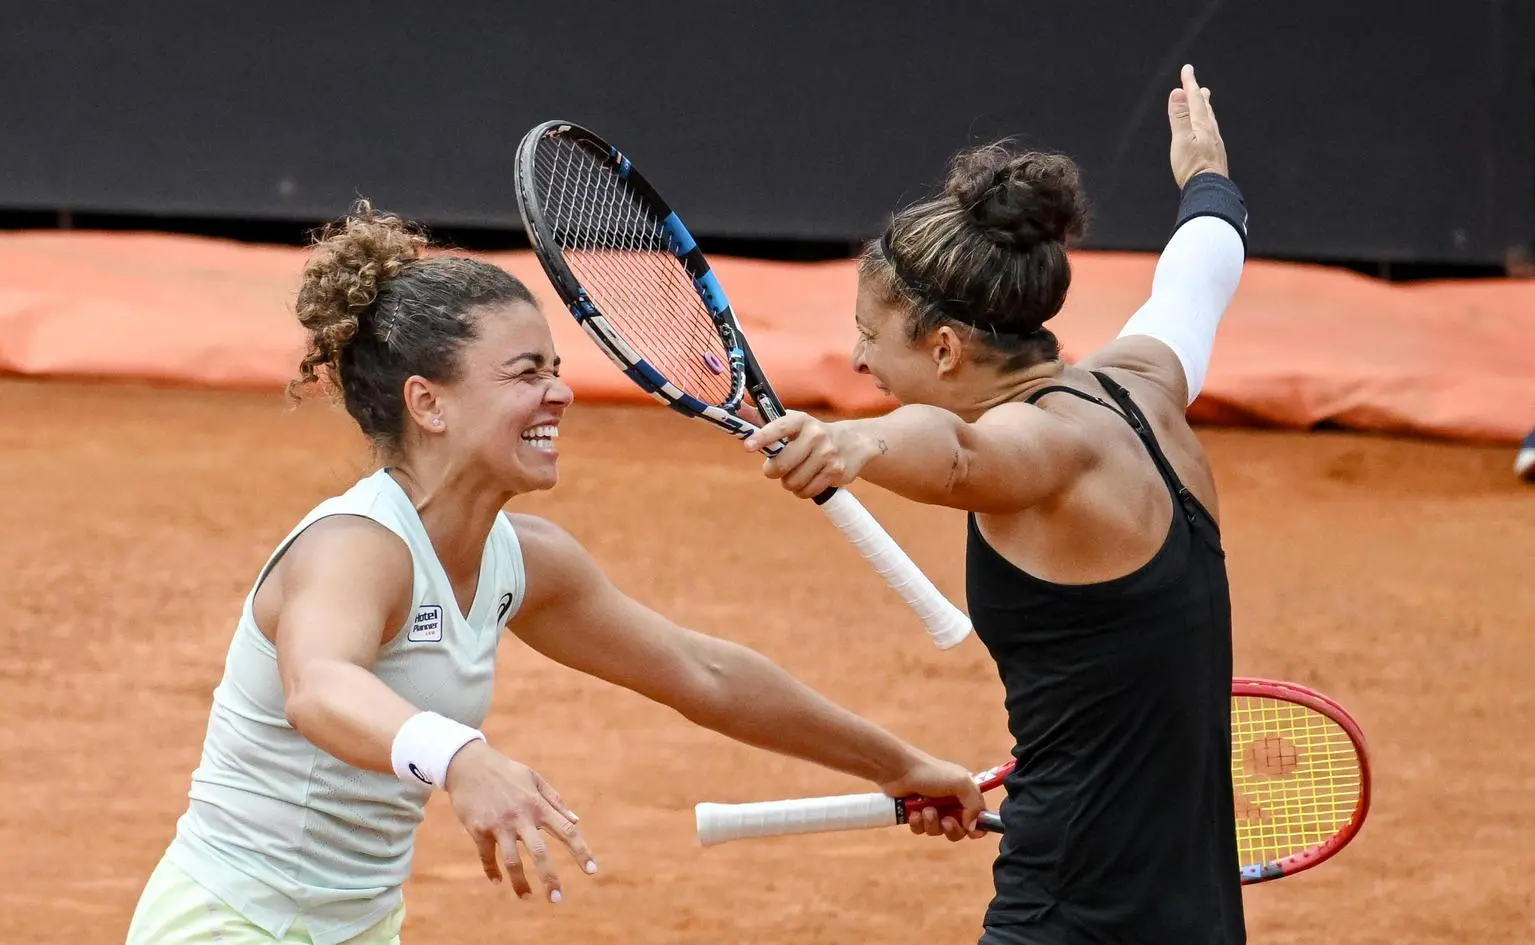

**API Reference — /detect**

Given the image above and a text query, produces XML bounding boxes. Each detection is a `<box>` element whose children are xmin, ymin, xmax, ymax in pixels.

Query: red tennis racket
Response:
<box><xmin>695</xmin><ymin>677</ymin><xmax>1370</xmax><ymax>886</ymax></box>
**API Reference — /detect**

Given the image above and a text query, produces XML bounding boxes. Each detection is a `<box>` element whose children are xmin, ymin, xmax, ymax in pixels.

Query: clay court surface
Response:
<box><xmin>2</xmin><ymin>375</ymin><xmax>1532</xmax><ymax>944</ymax></box>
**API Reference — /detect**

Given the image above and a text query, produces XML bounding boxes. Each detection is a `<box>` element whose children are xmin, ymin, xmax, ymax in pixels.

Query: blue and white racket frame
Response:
<box><xmin>514</xmin><ymin>120</ymin><xmax>972</xmax><ymax>650</ymax></box>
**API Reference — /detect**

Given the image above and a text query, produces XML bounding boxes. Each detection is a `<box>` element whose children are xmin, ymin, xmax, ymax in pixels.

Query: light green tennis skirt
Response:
<box><xmin>124</xmin><ymin>856</ymin><xmax>405</xmax><ymax>945</ymax></box>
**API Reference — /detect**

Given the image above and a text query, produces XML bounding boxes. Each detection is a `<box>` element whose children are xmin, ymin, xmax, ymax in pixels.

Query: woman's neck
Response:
<box><xmin>385</xmin><ymin>456</ymin><xmax>514</xmax><ymax>583</ymax></box>
<box><xmin>945</xmin><ymin>360</ymin><xmax>1067</xmax><ymax>421</ymax></box>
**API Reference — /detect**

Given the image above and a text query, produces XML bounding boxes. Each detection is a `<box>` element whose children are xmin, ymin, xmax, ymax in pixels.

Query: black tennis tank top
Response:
<box><xmin>969</xmin><ymin>372</ymin><xmax>1245</xmax><ymax>944</ymax></box>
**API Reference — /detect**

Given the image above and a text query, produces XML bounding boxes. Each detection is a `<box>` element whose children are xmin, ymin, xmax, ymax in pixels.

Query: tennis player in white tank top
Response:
<box><xmin>123</xmin><ymin>202</ymin><xmax>985</xmax><ymax>945</ymax></box>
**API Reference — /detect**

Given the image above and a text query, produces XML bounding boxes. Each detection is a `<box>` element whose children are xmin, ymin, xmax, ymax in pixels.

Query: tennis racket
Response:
<box><xmin>513</xmin><ymin>120</ymin><xmax>972</xmax><ymax>650</ymax></box>
<box><xmin>694</xmin><ymin>677</ymin><xmax>1370</xmax><ymax>886</ymax></box>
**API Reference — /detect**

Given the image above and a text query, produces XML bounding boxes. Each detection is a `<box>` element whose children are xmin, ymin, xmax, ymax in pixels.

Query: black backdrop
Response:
<box><xmin>2</xmin><ymin>1</ymin><xmax>1531</xmax><ymax>266</ymax></box>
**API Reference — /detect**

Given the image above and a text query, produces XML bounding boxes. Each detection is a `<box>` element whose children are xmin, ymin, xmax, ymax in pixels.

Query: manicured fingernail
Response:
<box><xmin>584</xmin><ymin>860</ymin><xmax>599</xmax><ymax>874</ymax></box>
<box><xmin>567</xmin><ymin>810</ymin><xmax>580</xmax><ymax>822</ymax></box>
<box><xmin>550</xmin><ymin>890</ymin><xmax>563</xmax><ymax>903</ymax></box>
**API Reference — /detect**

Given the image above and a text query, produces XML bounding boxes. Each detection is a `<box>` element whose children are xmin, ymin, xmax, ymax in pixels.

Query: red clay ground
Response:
<box><xmin>1</xmin><ymin>377</ymin><xmax>1531</xmax><ymax>944</ymax></box>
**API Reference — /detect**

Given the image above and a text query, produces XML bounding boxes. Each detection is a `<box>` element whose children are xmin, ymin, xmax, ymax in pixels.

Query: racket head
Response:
<box><xmin>1229</xmin><ymin>677</ymin><xmax>1371</xmax><ymax>884</ymax></box>
<box><xmin>513</xmin><ymin>120</ymin><xmax>764</xmax><ymax>438</ymax></box>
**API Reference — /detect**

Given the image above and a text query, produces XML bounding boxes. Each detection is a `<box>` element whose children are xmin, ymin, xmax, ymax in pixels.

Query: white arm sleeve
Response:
<box><xmin>1115</xmin><ymin>215</ymin><xmax>1246</xmax><ymax>405</ymax></box>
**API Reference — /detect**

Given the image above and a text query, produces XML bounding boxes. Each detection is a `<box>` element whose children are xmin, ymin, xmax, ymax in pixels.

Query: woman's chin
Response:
<box><xmin>499</xmin><ymin>458</ymin><xmax>560</xmax><ymax>495</ymax></box>
<box><xmin>522</xmin><ymin>466</ymin><xmax>560</xmax><ymax>492</ymax></box>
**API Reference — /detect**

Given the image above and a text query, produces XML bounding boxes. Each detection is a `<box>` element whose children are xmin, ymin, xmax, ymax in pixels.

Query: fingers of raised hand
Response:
<box><xmin>1168</xmin><ymin>87</ymin><xmax>1191</xmax><ymax>125</ymax></box>
<box><xmin>1181</xmin><ymin>65</ymin><xmax>1219</xmax><ymax>129</ymax></box>
<box><xmin>1180</xmin><ymin>64</ymin><xmax>1202</xmax><ymax>109</ymax></box>
<box><xmin>1200</xmin><ymin>87</ymin><xmax>1222</xmax><ymax>136</ymax></box>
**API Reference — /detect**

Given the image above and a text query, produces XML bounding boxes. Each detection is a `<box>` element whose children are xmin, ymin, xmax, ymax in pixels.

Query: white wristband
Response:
<box><xmin>390</xmin><ymin>711</ymin><xmax>486</xmax><ymax>790</ymax></box>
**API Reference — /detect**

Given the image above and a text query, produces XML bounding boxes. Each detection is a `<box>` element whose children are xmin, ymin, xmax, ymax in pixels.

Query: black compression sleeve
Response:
<box><xmin>1175</xmin><ymin>172</ymin><xmax>1248</xmax><ymax>255</ymax></box>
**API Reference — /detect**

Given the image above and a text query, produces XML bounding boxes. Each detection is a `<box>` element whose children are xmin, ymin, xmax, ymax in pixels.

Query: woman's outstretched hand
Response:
<box><xmin>1169</xmin><ymin>63</ymin><xmax>1230</xmax><ymax>189</ymax></box>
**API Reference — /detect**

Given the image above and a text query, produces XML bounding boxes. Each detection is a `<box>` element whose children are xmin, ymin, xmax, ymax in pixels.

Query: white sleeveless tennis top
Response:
<box><xmin>165</xmin><ymin>468</ymin><xmax>526</xmax><ymax>945</ymax></box>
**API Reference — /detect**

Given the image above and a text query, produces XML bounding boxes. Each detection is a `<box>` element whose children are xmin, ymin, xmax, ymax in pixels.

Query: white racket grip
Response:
<box><xmin>695</xmin><ymin>791</ymin><xmax>899</xmax><ymax>847</ymax></box>
<box><xmin>817</xmin><ymin>488</ymin><xmax>973</xmax><ymax>649</ymax></box>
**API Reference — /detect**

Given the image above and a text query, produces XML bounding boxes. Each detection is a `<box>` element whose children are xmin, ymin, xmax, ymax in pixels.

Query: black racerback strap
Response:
<box><xmin>1026</xmin><ymin>373</ymin><xmax>1217</xmax><ymax>532</ymax></box>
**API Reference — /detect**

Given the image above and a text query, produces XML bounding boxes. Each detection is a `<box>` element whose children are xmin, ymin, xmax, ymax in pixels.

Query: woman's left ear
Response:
<box><xmin>930</xmin><ymin>325</ymin><xmax>966</xmax><ymax>377</ymax></box>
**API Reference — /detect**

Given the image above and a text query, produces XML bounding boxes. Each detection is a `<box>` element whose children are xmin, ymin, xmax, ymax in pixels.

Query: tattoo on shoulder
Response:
<box><xmin>876</xmin><ymin>437</ymin><xmax>889</xmax><ymax>456</ymax></box>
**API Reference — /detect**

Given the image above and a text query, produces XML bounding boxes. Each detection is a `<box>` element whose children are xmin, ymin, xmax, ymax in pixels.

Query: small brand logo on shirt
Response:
<box><xmin>496</xmin><ymin>592</ymin><xmax>514</xmax><ymax>624</ymax></box>
<box><xmin>408</xmin><ymin>605</ymin><xmax>444</xmax><ymax>643</ymax></box>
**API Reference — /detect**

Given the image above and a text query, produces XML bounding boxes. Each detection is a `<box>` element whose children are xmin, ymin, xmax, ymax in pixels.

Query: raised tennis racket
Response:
<box><xmin>514</xmin><ymin>120</ymin><xmax>972</xmax><ymax>650</ymax></box>
<box><xmin>694</xmin><ymin>677</ymin><xmax>1370</xmax><ymax>886</ymax></box>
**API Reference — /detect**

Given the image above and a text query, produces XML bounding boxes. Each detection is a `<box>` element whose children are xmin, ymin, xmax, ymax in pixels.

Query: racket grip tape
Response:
<box><xmin>695</xmin><ymin>792</ymin><xmax>902</xmax><ymax>846</ymax></box>
<box><xmin>816</xmin><ymin>488</ymin><xmax>973</xmax><ymax>649</ymax></box>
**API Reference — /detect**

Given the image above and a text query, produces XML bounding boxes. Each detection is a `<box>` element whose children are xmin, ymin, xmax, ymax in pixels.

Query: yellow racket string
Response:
<box><xmin>1230</xmin><ymin>694</ymin><xmax>1362</xmax><ymax>867</ymax></box>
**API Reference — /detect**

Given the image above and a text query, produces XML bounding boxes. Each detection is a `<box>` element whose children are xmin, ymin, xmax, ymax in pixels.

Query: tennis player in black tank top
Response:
<box><xmin>965</xmin><ymin>374</ymin><xmax>1240</xmax><ymax>942</ymax></box>
<box><xmin>742</xmin><ymin>66</ymin><xmax>1249</xmax><ymax>943</ymax></box>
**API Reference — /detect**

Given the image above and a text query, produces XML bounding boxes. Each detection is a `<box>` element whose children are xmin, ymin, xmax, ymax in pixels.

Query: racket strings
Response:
<box><xmin>534</xmin><ymin>138</ymin><xmax>737</xmax><ymax>406</ymax></box>
<box><xmin>539</xmin><ymin>141</ymin><xmax>706</xmax><ymax>373</ymax></box>
<box><xmin>556</xmin><ymin>145</ymin><xmax>688</xmax><ymax>323</ymax></box>
<box><xmin>569</xmin><ymin>191</ymin><xmax>730</xmax><ymax>402</ymax></box>
<box><xmin>1230</xmin><ymin>695</ymin><xmax>1363</xmax><ymax>868</ymax></box>
<box><xmin>537</xmin><ymin>140</ymin><xmax>687</xmax><ymax>331</ymax></box>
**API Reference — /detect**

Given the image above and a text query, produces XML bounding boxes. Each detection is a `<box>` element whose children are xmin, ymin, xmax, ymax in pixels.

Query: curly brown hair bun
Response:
<box><xmin>285</xmin><ymin>199</ymin><xmax>536</xmax><ymax>453</ymax></box>
<box><xmin>289</xmin><ymin>200</ymin><xmax>428</xmax><ymax>400</ymax></box>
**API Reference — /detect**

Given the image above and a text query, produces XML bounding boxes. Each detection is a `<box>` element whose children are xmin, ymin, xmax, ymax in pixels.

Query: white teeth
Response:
<box><xmin>520</xmin><ymin>424</ymin><xmax>559</xmax><ymax>447</ymax></box>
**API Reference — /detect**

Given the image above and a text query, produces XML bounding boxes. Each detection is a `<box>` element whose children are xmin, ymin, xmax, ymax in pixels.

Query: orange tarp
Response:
<box><xmin>1</xmin><ymin>231</ymin><xmax>1531</xmax><ymax>443</ymax></box>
